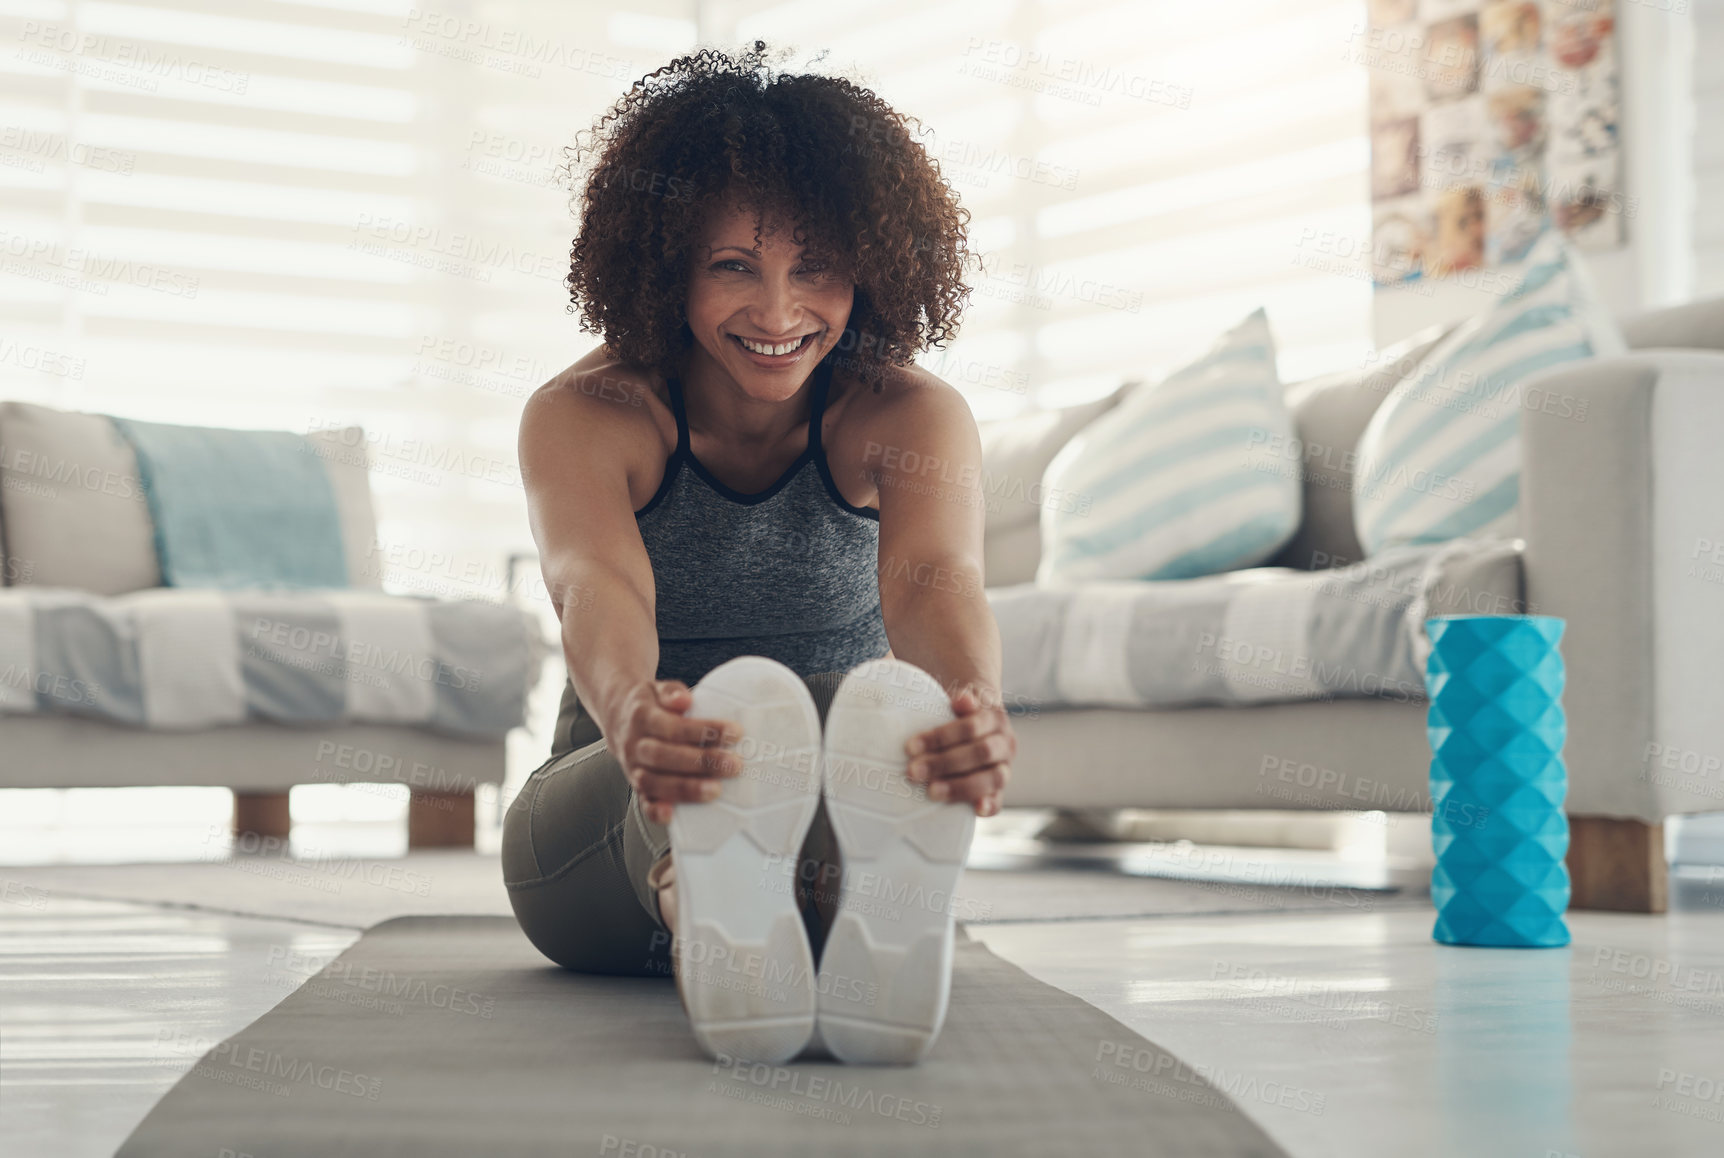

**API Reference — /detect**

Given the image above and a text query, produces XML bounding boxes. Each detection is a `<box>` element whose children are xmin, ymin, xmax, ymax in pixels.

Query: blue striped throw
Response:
<box><xmin>111</xmin><ymin>417</ymin><xmax>350</xmax><ymax>590</ymax></box>
<box><xmin>1036</xmin><ymin>309</ymin><xmax>1299</xmax><ymax>583</ymax></box>
<box><xmin>0</xmin><ymin>587</ymin><xmax>550</xmax><ymax>737</ymax></box>
<box><xmin>1351</xmin><ymin>226</ymin><xmax>1624</xmax><ymax>556</ymax></box>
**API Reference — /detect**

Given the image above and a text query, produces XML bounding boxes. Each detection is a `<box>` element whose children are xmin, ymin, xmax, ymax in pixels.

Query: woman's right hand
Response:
<box><xmin>607</xmin><ymin>679</ymin><xmax>743</xmax><ymax>825</ymax></box>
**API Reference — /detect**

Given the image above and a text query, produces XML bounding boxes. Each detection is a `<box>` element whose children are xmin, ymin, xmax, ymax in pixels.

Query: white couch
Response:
<box><xmin>0</xmin><ymin>403</ymin><xmax>533</xmax><ymax>846</ymax></box>
<box><xmin>986</xmin><ymin>299</ymin><xmax>1724</xmax><ymax>911</ymax></box>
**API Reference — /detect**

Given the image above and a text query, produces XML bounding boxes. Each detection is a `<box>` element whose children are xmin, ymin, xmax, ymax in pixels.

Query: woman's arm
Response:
<box><xmin>864</xmin><ymin>376</ymin><xmax>1014</xmax><ymax>817</ymax></box>
<box><xmin>519</xmin><ymin>362</ymin><xmax>742</xmax><ymax>824</ymax></box>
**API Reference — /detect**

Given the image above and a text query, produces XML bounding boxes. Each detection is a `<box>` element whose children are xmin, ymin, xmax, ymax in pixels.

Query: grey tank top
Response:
<box><xmin>634</xmin><ymin>354</ymin><xmax>888</xmax><ymax>685</ymax></box>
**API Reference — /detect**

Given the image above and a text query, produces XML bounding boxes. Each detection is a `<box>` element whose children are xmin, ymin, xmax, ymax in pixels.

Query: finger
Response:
<box><xmin>976</xmin><ymin>793</ymin><xmax>1003</xmax><ymax>818</ymax></box>
<box><xmin>906</xmin><ymin>708</ymin><xmax>1002</xmax><ymax>758</ymax></box>
<box><xmin>653</xmin><ymin>680</ymin><xmax>692</xmax><ymax>711</ymax></box>
<box><xmin>924</xmin><ymin>764</ymin><xmax>1007</xmax><ymax>806</ymax></box>
<box><xmin>633</xmin><ymin>768</ymin><xmax>722</xmax><ymax>805</ymax></box>
<box><xmin>648</xmin><ymin>707</ymin><xmax>742</xmax><ymax>749</ymax></box>
<box><xmin>953</xmin><ymin>687</ymin><xmax>1009</xmax><ymax>716</ymax></box>
<box><xmin>634</xmin><ymin>736</ymin><xmax>740</xmax><ymax>776</ymax></box>
<box><xmin>908</xmin><ymin>732</ymin><xmax>1013</xmax><ymax>781</ymax></box>
<box><xmin>644</xmin><ymin>800</ymin><xmax>675</xmax><ymax>825</ymax></box>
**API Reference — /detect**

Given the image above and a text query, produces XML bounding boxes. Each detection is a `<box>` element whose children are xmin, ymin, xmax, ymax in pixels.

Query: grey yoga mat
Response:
<box><xmin>117</xmin><ymin>916</ymin><xmax>1289</xmax><ymax>1158</ymax></box>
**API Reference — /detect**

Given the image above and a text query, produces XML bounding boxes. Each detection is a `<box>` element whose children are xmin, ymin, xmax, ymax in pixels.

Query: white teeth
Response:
<box><xmin>739</xmin><ymin>335</ymin><xmax>805</xmax><ymax>357</ymax></box>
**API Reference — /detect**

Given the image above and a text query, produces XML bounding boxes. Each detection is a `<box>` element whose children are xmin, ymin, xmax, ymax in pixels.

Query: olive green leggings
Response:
<box><xmin>500</xmin><ymin>671</ymin><xmax>847</xmax><ymax>977</ymax></box>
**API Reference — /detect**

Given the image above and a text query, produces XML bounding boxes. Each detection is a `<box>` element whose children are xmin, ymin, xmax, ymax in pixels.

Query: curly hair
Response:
<box><xmin>561</xmin><ymin>41</ymin><xmax>973</xmax><ymax>386</ymax></box>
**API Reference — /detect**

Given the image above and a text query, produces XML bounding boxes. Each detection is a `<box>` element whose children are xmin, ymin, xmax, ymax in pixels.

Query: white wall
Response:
<box><xmin>1694</xmin><ymin>0</ymin><xmax>1724</xmax><ymax>296</ymax></box>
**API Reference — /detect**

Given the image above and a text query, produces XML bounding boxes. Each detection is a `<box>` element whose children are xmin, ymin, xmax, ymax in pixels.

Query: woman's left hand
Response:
<box><xmin>905</xmin><ymin>687</ymin><xmax>1015</xmax><ymax>817</ymax></box>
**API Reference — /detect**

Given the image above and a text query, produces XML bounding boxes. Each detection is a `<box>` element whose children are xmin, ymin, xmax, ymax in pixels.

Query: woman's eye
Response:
<box><xmin>713</xmin><ymin>260</ymin><xmax>752</xmax><ymax>273</ymax></box>
<box><xmin>798</xmin><ymin>262</ymin><xmax>829</xmax><ymax>276</ymax></box>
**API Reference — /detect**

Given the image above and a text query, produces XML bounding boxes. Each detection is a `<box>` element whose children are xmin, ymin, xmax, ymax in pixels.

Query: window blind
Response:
<box><xmin>3</xmin><ymin>0</ymin><xmax>1375</xmax><ymax>569</ymax></box>
<box><xmin>0</xmin><ymin>0</ymin><xmax>696</xmax><ymax>600</ymax></box>
<box><xmin>704</xmin><ymin>0</ymin><xmax>1375</xmax><ymax>419</ymax></box>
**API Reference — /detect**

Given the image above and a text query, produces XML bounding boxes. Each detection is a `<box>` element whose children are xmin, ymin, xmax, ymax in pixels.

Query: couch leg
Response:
<box><xmin>233</xmin><ymin>791</ymin><xmax>292</xmax><ymax>841</ymax></box>
<box><xmin>1567</xmin><ymin>816</ymin><xmax>1667</xmax><ymax>913</ymax></box>
<box><xmin>408</xmin><ymin>789</ymin><xmax>475</xmax><ymax>849</ymax></box>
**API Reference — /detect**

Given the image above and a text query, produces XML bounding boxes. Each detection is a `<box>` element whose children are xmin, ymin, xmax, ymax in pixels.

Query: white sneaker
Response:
<box><xmin>816</xmin><ymin>659</ymin><xmax>976</xmax><ymax>1064</ymax></box>
<box><xmin>668</xmin><ymin>656</ymin><xmax>822</xmax><ymax>1064</ymax></box>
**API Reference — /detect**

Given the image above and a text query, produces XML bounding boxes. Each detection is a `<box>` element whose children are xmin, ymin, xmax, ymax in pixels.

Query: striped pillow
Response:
<box><xmin>1037</xmin><ymin>309</ymin><xmax>1299</xmax><ymax>584</ymax></box>
<box><xmin>1351</xmin><ymin>227</ymin><xmax>1624</xmax><ymax>556</ymax></box>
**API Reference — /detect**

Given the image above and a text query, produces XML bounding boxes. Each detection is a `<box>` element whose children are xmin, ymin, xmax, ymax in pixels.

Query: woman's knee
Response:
<box><xmin>506</xmin><ymin>864</ymin><xmax>672</xmax><ymax>977</ymax></box>
<box><xmin>499</xmin><ymin>765</ymin><xmax>546</xmax><ymax>888</ymax></box>
<box><xmin>501</xmin><ymin>742</ymin><xmax>629</xmax><ymax>887</ymax></box>
<box><xmin>499</xmin><ymin>745</ymin><xmax>670</xmax><ymax>976</ymax></box>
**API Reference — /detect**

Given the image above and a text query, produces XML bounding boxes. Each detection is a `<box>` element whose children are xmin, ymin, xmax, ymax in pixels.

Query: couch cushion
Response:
<box><xmin>0</xmin><ymin>402</ymin><xmax>162</xmax><ymax>595</ymax></box>
<box><xmin>305</xmin><ymin>426</ymin><xmax>384</xmax><ymax>589</ymax></box>
<box><xmin>113</xmin><ymin>416</ymin><xmax>351</xmax><ymax>589</ymax></box>
<box><xmin>0</xmin><ymin>403</ymin><xmax>382</xmax><ymax>594</ymax></box>
<box><xmin>977</xmin><ymin>390</ymin><xmax>1127</xmax><ymax>585</ymax></box>
<box><xmin>1352</xmin><ymin>226</ymin><xmax>1625</xmax><ymax>555</ymax></box>
<box><xmin>0</xmin><ymin>715</ymin><xmax>505</xmax><ymax>792</ymax></box>
<box><xmin>1001</xmin><ymin>696</ymin><xmax>1433</xmax><ymax>812</ymax></box>
<box><xmin>1038</xmin><ymin>309</ymin><xmax>1300</xmax><ymax>583</ymax></box>
<box><xmin>1264</xmin><ymin>321</ymin><xmax>1456</xmax><ymax>571</ymax></box>
<box><xmin>989</xmin><ymin>538</ymin><xmax>1522</xmax><ymax>710</ymax></box>
<box><xmin>982</xmin><ymin>520</ymin><xmax>1042</xmax><ymax>590</ymax></box>
<box><xmin>0</xmin><ymin>586</ymin><xmax>548</xmax><ymax>737</ymax></box>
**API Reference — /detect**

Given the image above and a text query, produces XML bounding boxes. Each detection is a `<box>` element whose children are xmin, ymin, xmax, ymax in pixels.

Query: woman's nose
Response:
<box><xmin>751</xmin><ymin>274</ymin><xmax>804</xmax><ymax>335</ymax></box>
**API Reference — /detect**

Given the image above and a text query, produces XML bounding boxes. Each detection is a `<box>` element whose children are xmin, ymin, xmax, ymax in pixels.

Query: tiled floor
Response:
<box><xmin>0</xmin><ymin>899</ymin><xmax>357</xmax><ymax>1158</ymax></box>
<box><xmin>5</xmin><ymin>861</ymin><xmax>1724</xmax><ymax>1157</ymax></box>
<box><xmin>974</xmin><ymin>877</ymin><xmax>1724</xmax><ymax>1158</ymax></box>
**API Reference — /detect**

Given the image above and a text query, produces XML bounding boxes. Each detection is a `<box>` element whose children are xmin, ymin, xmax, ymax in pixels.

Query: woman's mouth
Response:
<box><xmin>730</xmin><ymin>331</ymin><xmax>818</xmax><ymax>366</ymax></box>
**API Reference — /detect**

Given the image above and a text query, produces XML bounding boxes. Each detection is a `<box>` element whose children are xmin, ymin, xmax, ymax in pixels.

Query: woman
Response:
<box><xmin>503</xmin><ymin>43</ymin><xmax>1014</xmax><ymax>1066</ymax></box>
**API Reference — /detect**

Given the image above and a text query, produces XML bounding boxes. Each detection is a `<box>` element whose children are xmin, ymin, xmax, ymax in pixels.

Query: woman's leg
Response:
<box><xmin>500</xmin><ymin>713</ymin><xmax>673</xmax><ymax>976</ymax></box>
<box><xmin>501</xmin><ymin>670</ymin><xmax>849</xmax><ymax>976</ymax></box>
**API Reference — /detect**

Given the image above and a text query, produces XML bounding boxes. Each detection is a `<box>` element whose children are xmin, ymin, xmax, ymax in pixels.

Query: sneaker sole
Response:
<box><xmin>668</xmin><ymin>656</ymin><xmax>822</xmax><ymax>1064</ymax></box>
<box><xmin>817</xmin><ymin>659</ymin><xmax>976</xmax><ymax>1065</ymax></box>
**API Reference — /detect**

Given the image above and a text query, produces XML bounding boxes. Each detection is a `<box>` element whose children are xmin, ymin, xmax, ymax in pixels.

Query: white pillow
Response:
<box><xmin>0</xmin><ymin>403</ymin><xmax>383</xmax><ymax>594</ymax></box>
<box><xmin>978</xmin><ymin>388</ymin><xmax>1128</xmax><ymax>586</ymax></box>
<box><xmin>979</xmin><ymin>389</ymin><xmax>1127</xmax><ymax>534</ymax></box>
<box><xmin>1037</xmin><ymin>309</ymin><xmax>1299</xmax><ymax>583</ymax></box>
<box><xmin>1351</xmin><ymin>226</ymin><xmax>1624</xmax><ymax>556</ymax></box>
<box><xmin>0</xmin><ymin>402</ymin><xmax>162</xmax><ymax>595</ymax></box>
<box><xmin>303</xmin><ymin>426</ymin><xmax>384</xmax><ymax>590</ymax></box>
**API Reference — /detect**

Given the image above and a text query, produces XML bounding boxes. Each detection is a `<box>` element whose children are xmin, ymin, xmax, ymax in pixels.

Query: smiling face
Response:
<box><xmin>684</xmin><ymin>195</ymin><xmax>855</xmax><ymax>403</ymax></box>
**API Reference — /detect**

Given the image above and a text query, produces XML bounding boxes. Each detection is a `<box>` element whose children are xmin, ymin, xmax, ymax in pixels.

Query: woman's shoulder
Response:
<box><xmin>829</xmin><ymin>357</ymin><xmax>978</xmax><ymax>444</ymax></box>
<box><xmin>532</xmin><ymin>348</ymin><xmax>663</xmax><ymax>413</ymax></box>
<box><xmin>519</xmin><ymin>349</ymin><xmax>679</xmax><ymax>504</ymax></box>
<box><xmin>524</xmin><ymin>349</ymin><xmax>674</xmax><ymax>445</ymax></box>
